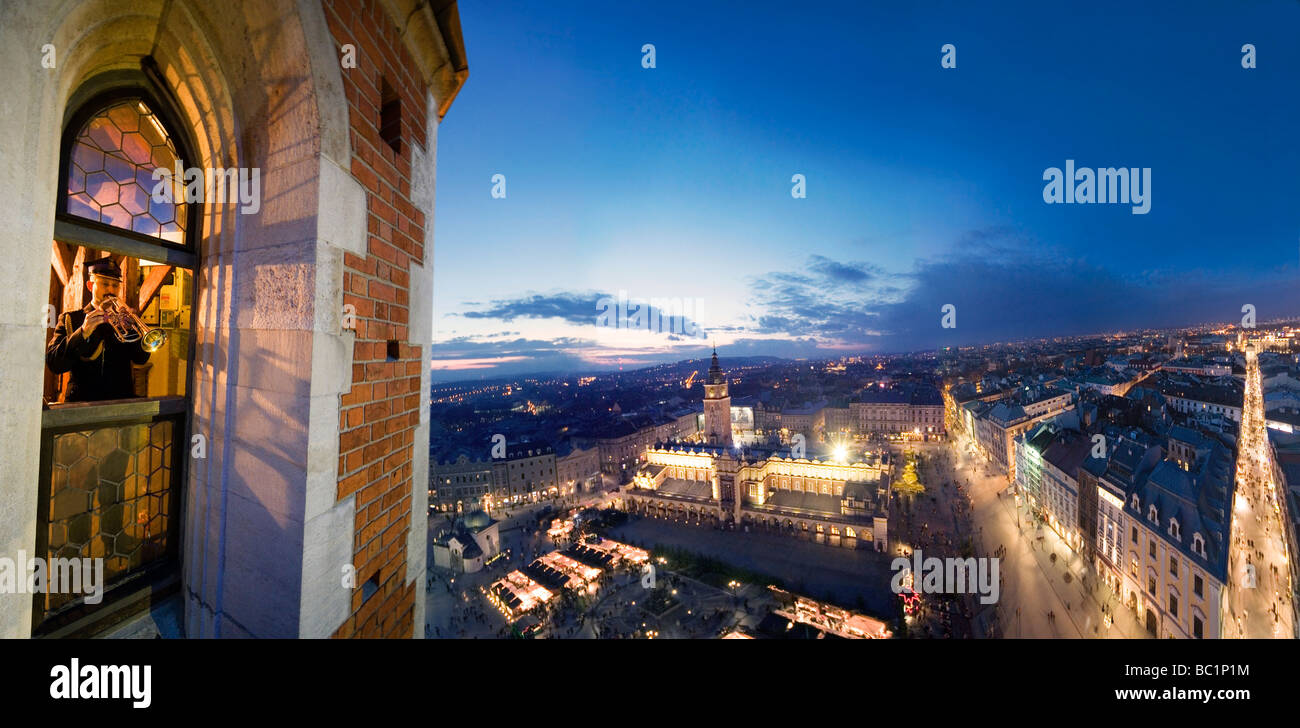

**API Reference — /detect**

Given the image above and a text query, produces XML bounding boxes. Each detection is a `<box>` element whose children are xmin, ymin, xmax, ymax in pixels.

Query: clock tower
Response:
<box><xmin>703</xmin><ymin>348</ymin><xmax>732</xmax><ymax>448</ymax></box>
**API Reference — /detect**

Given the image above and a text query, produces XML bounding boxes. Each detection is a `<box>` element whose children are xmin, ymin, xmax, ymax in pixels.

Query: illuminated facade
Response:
<box><xmin>981</xmin><ymin>388</ymin><xmax>1075</xmax><ymax>482</ymax></box>
<box><xmin>851</xmin><ymin>385</ymin><xmax>944</xmax><ymax>439</ymax></box>
<box><xmin>432</xmin><ymin>444</ymin><xmax>586</xmax><ymax>512</ymax></box>
<box><xmin>431</xmin><ymin>510</ymin><xmax>500</xmax><ymax>574</ymax></box>
<box><xmin>1014</xmin><ymin>420</ymin><xmax>1090</xmax><ymax>551</ymax></box>
<box><xmin>1084</xmin><ymin>430</ymin><xmax>1233</xmax><ymax>638</ymax></box>
<box><xmin>528</xmin><ymin>551</ymin><xmax>602</xmax><ymax>594</ymax></box>
<box><xmin>486</xmin><ymin>571</ymin><xmax>553</xmax><ymax>619</ymax></box>
<box><xmin>767</xmin><ymin>586</ymin><xmax>891</xmax><ymax>638</ymax></box>
<box><xmin>622</xmin><ymin>353</ymin><xmax>890</xmax><ymax>550</ymax></box>
<box><xmin>556</xmin><ymin>443</ymin><xmax>601</xmax><ymax>494</ymax></box>
<box><xmin>1267</xmin><ymin>430</ymin><xmax>1300</xmax><ymax>637</ymax></box>
<box><xmin>702</xmin><ymin>348</ymin><xmax>733</xmax><ymax>447</ymax></box>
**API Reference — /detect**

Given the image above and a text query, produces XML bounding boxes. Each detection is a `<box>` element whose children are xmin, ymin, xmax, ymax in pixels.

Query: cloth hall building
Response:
<box><xmin>620</xmin><ymin>352</ymin><xmax>891</xmax><ymax>550</ymax></box>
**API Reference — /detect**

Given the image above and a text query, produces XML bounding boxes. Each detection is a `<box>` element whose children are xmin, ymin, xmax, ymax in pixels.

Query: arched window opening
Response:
<box><xmin>35</xmin><ymin>77</ymin><xmax>198</xmax><ymax>636</ymax></box>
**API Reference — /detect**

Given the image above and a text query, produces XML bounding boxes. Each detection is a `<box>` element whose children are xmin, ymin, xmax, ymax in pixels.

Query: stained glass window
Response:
<box><xmin>66</xmin><ymin>100</ymin><xmax>186</xmax><ymax>244</ymax></box>
<box><xmin>44</xmin><ymin>419</ymin><xmax>176</xmax><ymax>614</ymax></box>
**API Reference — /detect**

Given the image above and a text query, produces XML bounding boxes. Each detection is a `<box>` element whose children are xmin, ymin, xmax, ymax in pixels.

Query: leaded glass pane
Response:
<box><xmin>66</xmin><ymin>100</ymin><xmax>186</xmax><ymax>244</ymax></box>
<box><xmin>43</xmin><ymin>419</ymin><xmax>178</xmax><ymax>614</ymax></box>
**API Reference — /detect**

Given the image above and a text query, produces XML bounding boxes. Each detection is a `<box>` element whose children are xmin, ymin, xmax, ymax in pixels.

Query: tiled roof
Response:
<box><xmin>1126</xmin><ymin>433</ymin><xmax>1233</xmax><ymax>582</ymax></box>
<box><xmin>657</xmin><ymin>478</ymin><xmax>714</xmax><ymax>500</ymax></box>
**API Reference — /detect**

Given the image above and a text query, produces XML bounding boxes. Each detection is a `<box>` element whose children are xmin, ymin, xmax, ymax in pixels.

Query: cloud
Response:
<box><xmin>429</xmin><ymin>335</ymin><xmax>602</xmax><ymax>381</ymax></box>
<box><xmin>743</xmin><ymin>255</ymin><xmax>891</xmax><ymax>345</ymax></box>
<box><xmin>457</xmin><ymin>290</ymin><xmax>707</xmax><ymax>339</ymax></box>
<box><xmin>741</xmin><ymin>231</ymin><xmax>1300</xmax><ymax>353</ymax></box>
<box><xmin>869</xmin><ymin>254</ymin><xmax>1300</xmax><ymax>351</ymax></box>
<box><xmin>806</xmin><ymin>254</ymin><xmax>879</xmax><ymax>286</ymax></box>
<box><xmin>460</xmin><ymin>292</ymin><xmax>596</xmax><ymax>325</ymax></box>
<box><xmin>433</xmin><ymin>233</ymin><xmax>1300</xmax><ymax>378</ymax></box>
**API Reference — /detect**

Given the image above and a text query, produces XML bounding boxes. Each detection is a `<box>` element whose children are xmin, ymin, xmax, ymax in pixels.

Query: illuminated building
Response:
<box><xmin>1084</xmin><ymin>428</ymin><xmax>1234</xmax><ymax>638</ymax></box>
<box><xmin>1157</xmin><ymin>374</ymin><xmax>1244</xmax><ymax>424</ymax></box>
<box><xmin>486</xmin><ymin>571</ymin><xmax>553</xmax><ymax>619</ymax></box>
<box><xmin>546</xmin><ymin>518</ymin><xmax>574</xmax><ymax>541</ymax></box>
<box><xmin>527</xmin><ymin>551</ymin><xmax>602</xmax><ymax>594</ymax></box>
<box><xmin>702</xmin><ymin>348</ymin><xmax>733</xmax><ymax>447</ymax></box>
<box><xmin>432</xmin><ymin>443</ymin><xmax>592</xmax><ymax>512</ymax></box>
<box><xmin>1161</xmin><ymin>358</ymin><xmax>1233</xmax><ymax>377</ymax></box>
<box><xmin>1081</xmin><ymin>433</ymin><xmax>1164</xmax><ymax>597</ymax></box>
<box><xmin>431</xmin><ymin>510</ymin><xmax>500</xmax><ymax>574</ymax></box>
<box><xmin>1014</xmin><ymin>417</ymin><xmax>1091</xmax><ymax>551</ymax></box>
<box><xmin>582</xmin><ymin>537</ymin><xmax>649</xmax><ymax>566</ymax></box>
<box><xmin>766</xmin><ymin>586</ymin><xmax>891</xmax><ymax>639</ymax></box>
<box><xmin>556</xmin><ymin>442</ymin><xmax>601</xmax><ymax>495</ymax></box>
<box><xmin>431</xmin><ymin>455</ymin><xmax>495</xmax><ymax>513</ymax></box>
<box><xmin>623</xmin><ymin>352</ymin><xmax>891</xmax><ymax>551</ymax></box>
<box><xmin>850</xmin><ymin>385</ymin><xmax>944</xmax><ymax>439</ymax></box>
<box><xmin>979</xmin><ymin>387</ymin><xmax>1075</xmax><ymax>482</ymax></box>
<box><xmin>1266</xmin><ymin>429</ymin><xmax>1300</xmax><ymax>637</ymax></box>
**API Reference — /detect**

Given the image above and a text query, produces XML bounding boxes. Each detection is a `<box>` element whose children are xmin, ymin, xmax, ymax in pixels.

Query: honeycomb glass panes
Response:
<box><xmin>66</xmin><ymin>100</ymin><xmax>186</xmax><ymax>244</ymax></box>
<box><xmin>45</xmin><ymin>419</ymin><xmax>177</xmax><ymax>613</ymax></box>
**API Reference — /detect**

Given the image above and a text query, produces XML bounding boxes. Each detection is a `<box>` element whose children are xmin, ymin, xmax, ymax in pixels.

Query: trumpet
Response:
<box><xmin>100</xmin><ymin>296</ymin><xmax>168</xmax><ymax>353</ymax></box>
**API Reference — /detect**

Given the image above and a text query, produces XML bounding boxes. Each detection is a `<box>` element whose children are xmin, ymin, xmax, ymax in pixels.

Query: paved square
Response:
<box><xmin>608</xmin><ymin>517</ymin><xmax>897</xmax><ymax>615</ymax></box>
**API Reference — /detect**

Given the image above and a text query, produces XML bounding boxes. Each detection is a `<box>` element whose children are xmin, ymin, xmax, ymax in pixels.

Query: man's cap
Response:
<box><xmin>84</xmin><ymin>257</ymin><xmax>122</xmax><ymax>280</ymax></box>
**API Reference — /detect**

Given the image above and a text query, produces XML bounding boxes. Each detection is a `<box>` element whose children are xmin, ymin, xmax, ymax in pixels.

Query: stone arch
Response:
<box><xmin>1</xmin><ymin>0</ymin><xmax>361</xmax><ymax>639</ymax></box>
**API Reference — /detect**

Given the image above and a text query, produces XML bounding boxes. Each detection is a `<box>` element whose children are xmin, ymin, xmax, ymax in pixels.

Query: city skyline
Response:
<box><xmin>433</xmin><ymin>0</ymin><xmax>1300</xmax><ymax>380</ymax></box>
<box><xmin>428</xmin><ymin>314</ymin><xmax>1296</xmax><ymax>383</ymax></box>
<box><xmin>5</xmin><ymin>0</ymin><xmax>1299</xmax><ymax>659</ymax></box>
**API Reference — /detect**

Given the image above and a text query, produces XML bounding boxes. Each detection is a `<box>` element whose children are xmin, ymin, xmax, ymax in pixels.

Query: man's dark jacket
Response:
<box><xmin>46</xmin><ymin>303</ymin><xmax>151</xmax><ymax>402</ymax></box>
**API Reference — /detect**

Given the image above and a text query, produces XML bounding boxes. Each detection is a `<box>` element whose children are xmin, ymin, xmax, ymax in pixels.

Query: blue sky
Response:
<box><xmin>431</xmin><ymin>0</ymin><xmax>1300</xmax><ymax>381</ymax></box>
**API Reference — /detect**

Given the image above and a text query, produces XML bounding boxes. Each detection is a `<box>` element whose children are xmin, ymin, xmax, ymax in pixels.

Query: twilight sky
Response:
<box><xmin>430</xmin><ymin>0</ymin><xmax>1300</xmax><ymax>381</ymax></box>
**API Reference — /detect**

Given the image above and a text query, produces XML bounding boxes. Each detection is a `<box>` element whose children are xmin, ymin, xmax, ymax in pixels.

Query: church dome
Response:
<box><xmin>461</xmin><ymin>509</ymin><xmax>495</xmax><ymax>531</ymax></box>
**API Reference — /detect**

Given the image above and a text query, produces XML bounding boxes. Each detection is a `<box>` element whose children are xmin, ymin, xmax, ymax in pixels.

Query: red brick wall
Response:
<box><xmin>323</xmin><ymin>0</ymin><xmax>429</xmax><ymax>639</ymax></box>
